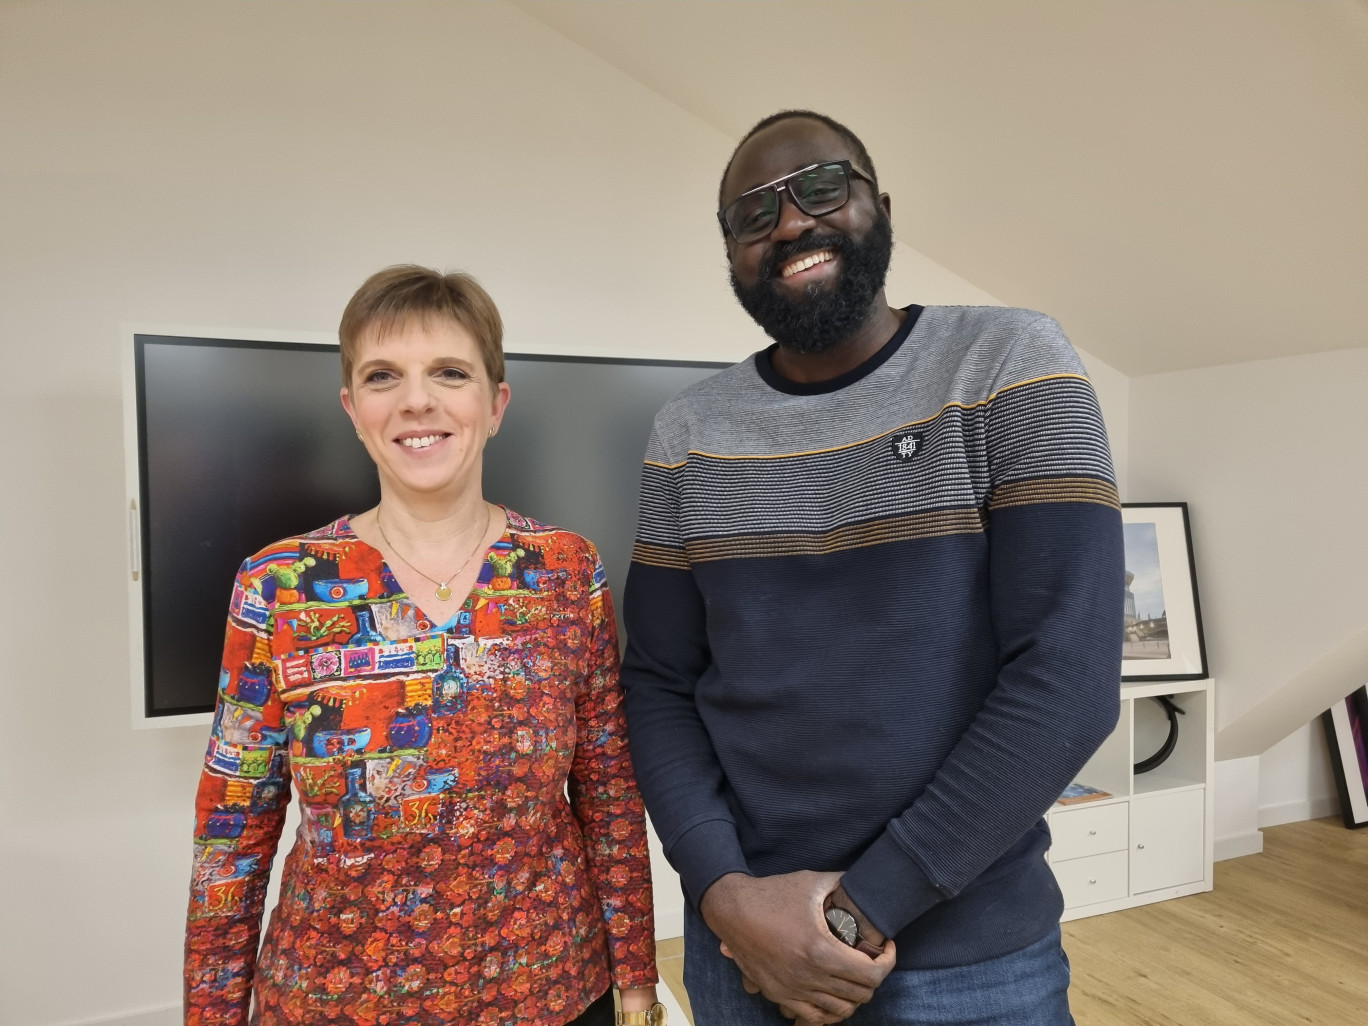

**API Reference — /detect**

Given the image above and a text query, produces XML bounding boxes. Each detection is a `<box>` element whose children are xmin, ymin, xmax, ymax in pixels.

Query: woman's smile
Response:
<box><xmin>396</xmin><ymin>430</ymin><xmax>452</xmax><ymax>450</ymax></box>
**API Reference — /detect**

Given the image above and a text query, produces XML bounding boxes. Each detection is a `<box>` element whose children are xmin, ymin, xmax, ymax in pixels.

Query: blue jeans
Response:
<box><xmin>683</xmin><ymin>905</ymin><xmax>1074</xmax><ymax>1025</ymax></box>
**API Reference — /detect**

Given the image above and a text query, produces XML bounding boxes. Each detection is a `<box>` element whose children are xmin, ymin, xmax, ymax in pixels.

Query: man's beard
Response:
<box><xmin>729</xmin><ymin>211</ymin><xmax>894</xmax><ymax>355</ymax></box>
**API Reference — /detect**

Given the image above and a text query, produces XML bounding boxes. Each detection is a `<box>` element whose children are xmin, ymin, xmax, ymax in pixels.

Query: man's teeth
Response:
<box><xmin>400</xmin><ymin>434</ymin><xmax>444</xmax><ymax>449</ymax></box>
<box><xmin>780</xmin><ymin>250</ymin><xmax>835</xmax><ymax>278</ymax></box>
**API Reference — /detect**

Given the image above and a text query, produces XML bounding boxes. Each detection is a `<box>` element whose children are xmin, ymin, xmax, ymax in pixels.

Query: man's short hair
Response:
<box><xmin>719</xmin><ymin>110</ymin><xmax>880</xmax><ymax>206</ymax></box>
<box><xmin>338</xmin><ymin>264</ymin><xmax>504</xmax><ymax>390</ymax></box>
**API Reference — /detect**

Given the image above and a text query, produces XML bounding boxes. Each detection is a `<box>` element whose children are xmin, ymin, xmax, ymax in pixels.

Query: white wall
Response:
<box><xmin>0</xmin><ymin>4</ymin><xmax>1138</xmax><ymax>1025</ymax></box>
<box><xmin>1213</xmin><ymin>756</ymin><xmax>1263</xmax><ymax>860</ymax></box>
<box><xmin>1257</xmin><ymin>725</ymin><xmax>1339</xmax><ymax>827</ymax></box>
<box><xmin>1129</xmin><ymin>346</ymin><xmax>1368</xmax><ymax>831</ymax></box>
<box><xmin>0</xmin><ymin>4</ymin><xmax>736</xmax><ymax>1024</ymax></box>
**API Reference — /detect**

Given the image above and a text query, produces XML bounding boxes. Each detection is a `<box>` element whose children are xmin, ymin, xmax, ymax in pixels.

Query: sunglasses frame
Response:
<box><xmin>717</xmin><ymin>159</ymin><xmax>876</xmax><ymax>243</ymax></box>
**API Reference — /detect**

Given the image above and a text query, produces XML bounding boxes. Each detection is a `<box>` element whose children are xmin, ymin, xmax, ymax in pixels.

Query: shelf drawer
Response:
<box><xmin>1053</xmin><ymin>850</ymin><xmax>1129</xmax><ymax>908</ymax></box>
<box><xmin>1050</xmin><ymin>802</ymin><xmax>1129</xmax><ymax>861</ymax></box>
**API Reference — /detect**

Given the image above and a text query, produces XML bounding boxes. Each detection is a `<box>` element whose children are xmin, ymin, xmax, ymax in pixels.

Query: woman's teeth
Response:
<box><xmin>400</xmin><ymin>434</ymin><xmax>444</xmax><ymax>448</ymax></box>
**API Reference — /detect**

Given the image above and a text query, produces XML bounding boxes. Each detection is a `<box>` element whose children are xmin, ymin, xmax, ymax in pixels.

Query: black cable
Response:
<box><xmin>1134</xmin><ymin>695</ymin><xmax>1185</xmax><ymax>774</ymax></box>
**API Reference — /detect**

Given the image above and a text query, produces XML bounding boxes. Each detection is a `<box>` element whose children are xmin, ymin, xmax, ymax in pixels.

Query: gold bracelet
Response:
<box><xmin>616</xmin><ymin>1003</ymin><xmax>666</xmax><ymax>1026</ymax></box>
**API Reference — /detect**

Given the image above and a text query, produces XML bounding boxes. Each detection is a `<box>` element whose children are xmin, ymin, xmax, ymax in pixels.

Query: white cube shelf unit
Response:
<box><xmin>1046</xmin><ymin>679</ymin><xmax>1214</xmax><ymax>921</ymax></box>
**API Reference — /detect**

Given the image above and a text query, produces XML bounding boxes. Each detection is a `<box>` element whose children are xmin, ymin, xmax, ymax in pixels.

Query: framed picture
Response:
<box><xmin>1321</xmin><ymin>687</ymin><xmax>1368</xmax><ymax>829</ymax></box>
<box><xmin>1121</xmin><ymin>503</ymin><xmax>1208</xmax><ymax>681</ymax></box>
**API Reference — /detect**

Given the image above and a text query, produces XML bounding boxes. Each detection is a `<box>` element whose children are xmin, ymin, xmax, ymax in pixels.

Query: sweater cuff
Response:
<box><xmin>839</xmin><ymin>829</ymin><xmax>946</xmax><ymax>938</ymax></box>
<box><xmin>670</xmin><ymin>819</ymin><xmax>751</xmax><ymax>911</ymax></box>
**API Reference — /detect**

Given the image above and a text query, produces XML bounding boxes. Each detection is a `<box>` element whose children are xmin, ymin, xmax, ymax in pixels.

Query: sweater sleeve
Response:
<box><xmin>184</xmin><ymin>562</ymin><xmax>292</xmax><ymax>1026</ymax></box>
<box><xmin>840</xmin><ymin>316</ymin><xmax>1124</xmax><ymax>938</ymax></box>
<box><xmin>621</xmin><ymin>426</ymin><xmax>751</xmax><ymax>908</ymax></box>
<box><xmin>566</xmin><ymin>545</ymin><xmax>658</xmax><ymax>990</ymax></box>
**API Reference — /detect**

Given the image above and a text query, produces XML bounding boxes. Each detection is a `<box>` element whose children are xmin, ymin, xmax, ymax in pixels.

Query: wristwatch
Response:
<box><xmin>824</xmin><ymin>906</ymin><xmax>883</xmax><ymax>958</ymax></box>
<box><xmin>616</xmin><ymin>1004</ymin><xmax>667</xmax><ymax>1026</ymax></box>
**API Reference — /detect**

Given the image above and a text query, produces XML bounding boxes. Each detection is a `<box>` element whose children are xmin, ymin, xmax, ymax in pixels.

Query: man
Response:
<box><xmin>621</xmin><ymin>110</ymin><xmax>1123</xmax><ymax>1025</ymax></box>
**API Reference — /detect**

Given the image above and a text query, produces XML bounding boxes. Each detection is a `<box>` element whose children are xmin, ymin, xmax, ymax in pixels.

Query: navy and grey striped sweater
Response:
<box><xmin>621</xmin><ymin>305</ymin><xmax>1124</xmax><ymax>969</ymax></box>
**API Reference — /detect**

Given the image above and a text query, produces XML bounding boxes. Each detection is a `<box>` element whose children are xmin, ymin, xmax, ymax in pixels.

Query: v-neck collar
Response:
<box><xmin>334</xmin><ymin>508</ymin><xmax>513</xmax><ymax>629</ymax></box>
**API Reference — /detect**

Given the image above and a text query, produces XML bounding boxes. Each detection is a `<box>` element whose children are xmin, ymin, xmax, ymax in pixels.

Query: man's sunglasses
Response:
<box><xmin>717</xmin><ymin>160</ymin><xmax>876</xmax><ymax>244</ymax></box>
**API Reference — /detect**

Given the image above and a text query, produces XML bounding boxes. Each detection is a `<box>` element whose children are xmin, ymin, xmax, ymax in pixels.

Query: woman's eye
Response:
<box><xmin>364</xmin><ymin>369</ymin><xmax>396</xmax><ymax>385</ymax></box>
<box><xmin>436</xmin><ymin>367</ymin><xmax>471</xmax><ymax>385</ymax></box>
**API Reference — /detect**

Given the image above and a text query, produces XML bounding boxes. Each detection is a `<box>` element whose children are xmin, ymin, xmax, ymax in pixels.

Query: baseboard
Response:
<box><xmin>57</xmin><ymin>1005</ymin><xmax>179</xmax><ymax>1026</ymax></box>
<box><xmin>1258</xmin><ymin>795</ymin><xmax>1339</xmax><ymax>828</ymax></box>
<box><xmin>1214</xmin><ymin>830</ymin><xmax>1264</xmax><ymax>861</ymax></box>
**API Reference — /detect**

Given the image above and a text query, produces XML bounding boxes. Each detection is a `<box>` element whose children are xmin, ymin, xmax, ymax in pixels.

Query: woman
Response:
<box><xmin>185</xmin><ymin>265</ymin><xmax>661</xmax><ymax>1025</ymax></box>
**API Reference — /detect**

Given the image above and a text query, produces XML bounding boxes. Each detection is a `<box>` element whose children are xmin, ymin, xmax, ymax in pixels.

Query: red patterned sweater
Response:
<box><xmin>185</xmin><ymin>510</ymin><xmax>655</xmax><ymax>1026</ymax></box>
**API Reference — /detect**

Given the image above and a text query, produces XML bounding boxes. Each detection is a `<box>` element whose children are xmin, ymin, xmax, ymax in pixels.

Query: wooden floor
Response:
<box><xmin>657</xmin><ymin>935</ymin><xmax>690</xmax><ymax>1023</ymax></box>
<box><xmin>656</xmin><ymin>818</ymin><xmax>1367</xmax><ymax>1025</ymax></box>
<box><xmin>1064</xmin><ymin>817</ymin><xmax>1367</xmax><ymax>1024</ymax></box>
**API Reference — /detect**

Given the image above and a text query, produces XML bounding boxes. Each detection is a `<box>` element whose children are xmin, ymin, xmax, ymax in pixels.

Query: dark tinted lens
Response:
<box><xmin>789</xmin><ymin>163</ymin><xmax>850</xmax><ymax>215</ymax></box>
<box><xmin>726</xmin><ymin>188</ymin><xmax>779</xmax><ymax>242</ymax></box>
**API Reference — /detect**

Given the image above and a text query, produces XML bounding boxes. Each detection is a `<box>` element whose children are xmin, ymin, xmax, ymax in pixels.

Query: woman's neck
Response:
<box><xmin>355</xmin><ymin>478</ymin><xmax>492</xmax><ymax>561</ymax></box>
<box><xmin>378</xmin><ymin>491</ymin><xmax>486</xmax><ymax>537</ymax></box>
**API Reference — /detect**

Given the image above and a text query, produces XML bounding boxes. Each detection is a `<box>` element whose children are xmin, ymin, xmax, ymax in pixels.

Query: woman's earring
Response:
<box><xmin>488</xmin><ymin>427</ymin><xmax>495</xmax><ymax>438</ymax></box>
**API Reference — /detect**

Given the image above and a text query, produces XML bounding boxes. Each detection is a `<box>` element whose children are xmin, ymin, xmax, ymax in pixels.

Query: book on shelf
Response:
<box><xmin>1056</xmin><ymin>782</ymin><xmax>1112</xmax><ymax>805</ymax></box>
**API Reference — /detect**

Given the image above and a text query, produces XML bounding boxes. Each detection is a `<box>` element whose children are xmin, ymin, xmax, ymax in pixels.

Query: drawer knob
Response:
<box><xmin>1088</xmin><ymin>829</ymin><xmax>1097</xmax><ymax>835</ymax></box>
<box><xmin>1088</xmin><ymin>878</ymin><xmax>1097</xmax><ymax>884</ymax></box>
<box><xmin>1137</xmin><ymin>844</ymin><xmax>1145</xmax><ymax>850</ymax></box>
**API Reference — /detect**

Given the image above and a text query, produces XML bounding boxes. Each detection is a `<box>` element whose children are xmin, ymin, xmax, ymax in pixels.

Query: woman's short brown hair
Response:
<box><xmin>338</xmin><ymin>264</ymin><xmax>504</xmax><ymax>390</ymax></box>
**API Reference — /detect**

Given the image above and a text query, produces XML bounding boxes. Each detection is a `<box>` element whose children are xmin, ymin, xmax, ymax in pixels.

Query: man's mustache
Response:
<box><xmin>758</xmin><ymin>232</ymin><xmax>850</xmax><ymax>284</ymax></box>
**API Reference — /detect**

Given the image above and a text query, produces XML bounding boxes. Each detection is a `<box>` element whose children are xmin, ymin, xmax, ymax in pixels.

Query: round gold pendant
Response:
<box><xmin>435</xmin><ymin>583</ymin><xmax>452</xmax><ymax>601</ymax></box>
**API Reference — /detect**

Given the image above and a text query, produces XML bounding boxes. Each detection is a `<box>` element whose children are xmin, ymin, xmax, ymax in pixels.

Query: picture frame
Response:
<box><xmin>1321</xmin><ymin>687</ymin><xmax>1368</xmax><ymax>829</ymax></box>
<box><xmin>1121</xmin><ymin>503</ymin><xmax>1208</xmax><ymax>681</ymax></box>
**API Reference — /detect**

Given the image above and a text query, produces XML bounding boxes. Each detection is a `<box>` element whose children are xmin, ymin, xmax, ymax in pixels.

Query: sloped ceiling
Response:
<box><xmin>514</xmin><ymin>1</ymin><xmax>1368</xmax><ymax>375</ymax></box>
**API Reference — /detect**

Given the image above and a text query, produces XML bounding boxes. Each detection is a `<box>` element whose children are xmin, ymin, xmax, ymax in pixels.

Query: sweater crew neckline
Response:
<box><xmin>754</xmin><ymin>305</ymin><xmax>924</xmax><ymax>395</ymax></box>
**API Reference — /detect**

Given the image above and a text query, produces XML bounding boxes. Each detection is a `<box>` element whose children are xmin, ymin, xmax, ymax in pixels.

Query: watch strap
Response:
<box><xmin>851</xmin><ymin>934</ymin><xmax>883</xmax><ymax>958</ymax></box>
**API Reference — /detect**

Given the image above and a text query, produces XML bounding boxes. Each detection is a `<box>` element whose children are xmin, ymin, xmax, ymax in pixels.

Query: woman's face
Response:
<box><xmin>340</xmin><ymin>317</ymin><xmax>510</xmax><ymax>503</ymax></box>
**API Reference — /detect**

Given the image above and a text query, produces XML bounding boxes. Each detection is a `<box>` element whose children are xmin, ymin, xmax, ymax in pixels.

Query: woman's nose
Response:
<box><xmin>397</xmin><ymin>374</ymin><xmax>437</xmax><ymax>412</ymax></box>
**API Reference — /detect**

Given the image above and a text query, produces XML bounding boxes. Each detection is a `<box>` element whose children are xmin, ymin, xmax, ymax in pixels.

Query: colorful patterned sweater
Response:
<box><xmin>185</xmin><ymin>510</ymin><xmax>655</xmax><ymax>1026</ymax></box>
<box><xmin>621</xmin><ymin>305</ymin><xmax>1124</xmax><ymax>970</ymax></box>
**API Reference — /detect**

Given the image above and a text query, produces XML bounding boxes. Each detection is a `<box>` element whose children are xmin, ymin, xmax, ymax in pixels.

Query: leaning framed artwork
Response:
<box><xmin>1321</xmin><ymin>687</ymin><xmax>1368</xmax><ymax>829</ymax></box>
<box><xmin>1121</xmin><ymin>503</ymin><xmax>1208</xmax><ymax>681</ymax></box>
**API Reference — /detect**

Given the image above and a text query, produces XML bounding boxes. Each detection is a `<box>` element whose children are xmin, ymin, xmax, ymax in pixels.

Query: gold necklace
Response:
<box><xmin>376</xmin><ymin>503</ymin><xmax>492</xmax><ymax>602</ymax></box>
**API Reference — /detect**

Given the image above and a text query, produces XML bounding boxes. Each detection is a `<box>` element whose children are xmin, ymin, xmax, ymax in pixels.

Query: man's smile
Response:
<box><xmin>779</xmin><ymin>248</ymin><xmax>838</xmax><ymax>280</ymax></box>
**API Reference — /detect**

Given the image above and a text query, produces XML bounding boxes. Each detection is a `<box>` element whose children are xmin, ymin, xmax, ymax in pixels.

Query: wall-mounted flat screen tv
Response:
<box><xmin>122</xmin><ymin>328</ymin><xmax>726</xmax><ymax>727</ymax></box>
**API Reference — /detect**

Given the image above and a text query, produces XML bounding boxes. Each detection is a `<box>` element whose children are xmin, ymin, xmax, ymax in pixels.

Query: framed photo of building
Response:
<box><xmin>1121</xmin><ymin>503</ymin><xmax>1208</xmax><ymax>681</ymax></box>
<box><xmin>1322</xmin><ymin>687</ymin><xmax>1368</xmax><ymax>829</ymax></box>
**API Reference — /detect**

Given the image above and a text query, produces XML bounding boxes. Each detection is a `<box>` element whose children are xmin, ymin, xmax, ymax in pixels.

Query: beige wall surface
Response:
<box><xmin>0</xmin><ymin>4</ymin><xmax>1129</xmax><ymax>1024</ymax></box>
<box><xmin>1129</xmin><ymin>347</ymin><xmax>1368</xmax><ymax>818</ymax></box>
<box><xmin>0</xmin><ymin>4</ymin><xmax>741</xmax><ymax>1023</ymax></box>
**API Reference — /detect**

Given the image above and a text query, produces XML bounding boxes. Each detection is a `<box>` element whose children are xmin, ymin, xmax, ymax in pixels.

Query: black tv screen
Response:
<box><xmin>130</xmin><ymin>333</ymin><xmax>726</xmax><ymax>721</ymax></box>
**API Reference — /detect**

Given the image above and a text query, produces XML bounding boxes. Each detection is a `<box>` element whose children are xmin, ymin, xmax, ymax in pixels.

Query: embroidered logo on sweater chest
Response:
<box><xmin>890</xmin><ymin>430</ymin><xmax>926</xmax><ymax>462</ymax></box>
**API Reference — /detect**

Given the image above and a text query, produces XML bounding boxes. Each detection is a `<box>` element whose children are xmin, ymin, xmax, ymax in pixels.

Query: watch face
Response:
<box><xmin>648</xmin><ymin>1004</ymin><xmax>667</xmax><ymax>1026</ymax></box>
<box><xmin>824</xmin><ymin>907</ymin><xmax>859</xmax><ymax>946</ymax></box>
